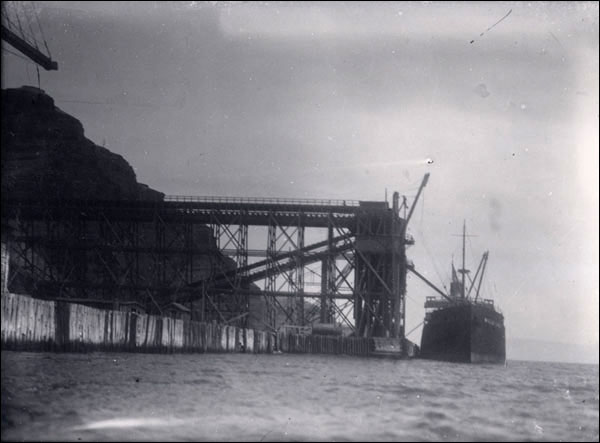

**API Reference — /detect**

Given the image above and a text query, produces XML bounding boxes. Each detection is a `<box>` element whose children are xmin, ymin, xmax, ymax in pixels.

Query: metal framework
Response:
<box><xmin>1</xmin><ymin>188</ymin><xmax>424</xmax><ymax>338</ymax></box>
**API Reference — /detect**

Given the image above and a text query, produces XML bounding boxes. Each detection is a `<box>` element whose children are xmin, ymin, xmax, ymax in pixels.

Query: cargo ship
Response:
<box><xmin>412</xmin><ymin>222</ymin><xmax>505</xmax><ymax>364</ymax></box>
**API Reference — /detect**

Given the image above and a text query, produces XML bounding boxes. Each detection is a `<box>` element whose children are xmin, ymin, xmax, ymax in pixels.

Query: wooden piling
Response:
<box><xmin>1</xmin><ymin>292</ymin><xmax>380</xmax><ymax>357</ymax></box>
<box><xmin>1</xmin><ymin>292</ymin><xmax>277</xmax><ymax>355</ymax></box>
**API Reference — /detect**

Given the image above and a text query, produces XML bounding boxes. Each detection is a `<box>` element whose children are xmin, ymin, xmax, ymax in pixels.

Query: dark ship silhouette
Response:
<box><xmin>418</xmin><ymin>222</ymin><xmax>506</xmax><ymax>364</ymax></box>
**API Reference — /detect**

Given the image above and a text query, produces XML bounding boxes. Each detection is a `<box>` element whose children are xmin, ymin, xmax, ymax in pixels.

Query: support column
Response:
<box><xmin>236</xmin><ymin>219</ymin><xmax>249</xmax><ymax>327</ymax></box>
<box><xmin>391</xmin><ymin>191</ymin><xmax>401</xmax><ymax>338</ymax></box>
<box><xmin>295</xmin><ymin>225</ymin><xmax>305</xmax><ymax>325</ymax></box>
<box><xmin>265</xmin><ymin>221</ymin><xmax>277</xmax><ymax>330</ymax></box>
<box><xmin>320</xmin><ymin>222</ymin><xmax>334</xmax><ymax>323</ymax></box>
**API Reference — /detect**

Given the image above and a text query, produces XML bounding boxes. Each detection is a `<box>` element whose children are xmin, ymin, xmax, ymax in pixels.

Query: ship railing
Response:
<box><xmin>165</xmin><ymin>195</ymin><xmax>361</xmax><ymax>207</ymax></box>
<box><xmin>424</xmin><ymin>298</ymin><xmax>453</xmax><ymax>309</ymax></box>
<box><xmin>424</xmin><ymin>295</ymin><xmax>503</xmax><ymax>314</ymax></box>
<box><xmin>475</xmin><ymin>298</ymin><xmax>502</xmax><ymax>314</ymax></box>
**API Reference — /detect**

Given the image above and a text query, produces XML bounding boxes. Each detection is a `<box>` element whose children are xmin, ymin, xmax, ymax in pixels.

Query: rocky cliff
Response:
<box><xmin>1</xmin><ymin>86</ymin><xmax>266</xmax><ymax>329</ymax></box>
<box><xmin>1</xmin><ymin>86</ymin><xmax>163</xmax><ymax>201</ymax></box>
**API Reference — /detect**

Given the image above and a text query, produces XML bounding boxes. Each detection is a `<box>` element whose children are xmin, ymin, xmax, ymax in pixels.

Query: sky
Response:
<box><xmin>2</xmin><ymin>1</ymin><xmax>598</xmax><ymax>362</ymax></box>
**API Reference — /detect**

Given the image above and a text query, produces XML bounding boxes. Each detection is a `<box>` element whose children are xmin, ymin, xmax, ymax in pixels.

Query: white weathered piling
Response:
<box><xmin>1</xmin><ymin>292</ymin><xmax>273</xmax><ymax>355</ymax></box>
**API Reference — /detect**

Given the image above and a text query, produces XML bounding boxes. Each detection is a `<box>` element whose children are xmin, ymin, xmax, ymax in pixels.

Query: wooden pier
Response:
<box><xmin>1</xmin><ymin>292</ymin><xmax>273</xmax><ymax>354</ymax></box>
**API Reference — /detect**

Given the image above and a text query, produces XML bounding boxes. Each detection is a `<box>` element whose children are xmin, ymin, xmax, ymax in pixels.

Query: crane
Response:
<box><xmin>1</xmin><ymin>2</ymin><xmax>58</xmax><ymax>70</ymax></box>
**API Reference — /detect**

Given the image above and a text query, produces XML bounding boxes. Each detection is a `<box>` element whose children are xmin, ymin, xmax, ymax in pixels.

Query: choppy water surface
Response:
<box><xmin>1</xmin><ymin>351</ymin><xmax>598</xmax><ymax>441</ymax></box>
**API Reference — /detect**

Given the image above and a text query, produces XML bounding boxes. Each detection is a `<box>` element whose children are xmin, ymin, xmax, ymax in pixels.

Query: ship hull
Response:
<box><xmin>420</xmin><ymin>303</ymin><xmax>505</xmax><ymax>364</ymax></box>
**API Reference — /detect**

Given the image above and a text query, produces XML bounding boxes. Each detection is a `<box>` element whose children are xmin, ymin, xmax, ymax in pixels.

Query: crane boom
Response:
<box><xmin>404</xmin><ymin>173</ymin><xmax>429</xmax><ymax>228</ymax></box>
<box><xmin>474</xmin><ymin>251</ymin><xmax>489</xmax><ymax>302</ymax></box>
<box><xmin>407</xmin><ymin>265</ymin><xmax>453</xmax><ymax>302</ymax></box>
<box><xmin>1</xmin><ymin>24</ymin><xmax>58</xmax><ymax>70</ymax></box>
<box><xmin>466</xmin><ymin>251</ymin><xmax>486</xmax><ymax>299</ymax></box>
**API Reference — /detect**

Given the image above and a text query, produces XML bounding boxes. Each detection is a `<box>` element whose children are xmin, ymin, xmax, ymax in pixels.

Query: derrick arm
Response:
<box><xmin>404</xmin><ymin>173</ymin><xmax>429</xmax><ymax>228</ymax></box>
<box><xmin>474</xmin><ymin>251</ymin><xmax>489</xmax><ymax>302</ymax></box>
<box><xmin>466</xmin><ymin>252</ymin><xmax>486</xmax><ymax>299</ymax></box>
<box><xmin>407</xmin><ymin>265</ymin><xmax>453</xmax><ymax>302</ymax></box>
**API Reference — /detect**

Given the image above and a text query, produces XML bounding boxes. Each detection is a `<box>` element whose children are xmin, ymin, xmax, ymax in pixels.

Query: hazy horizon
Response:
<box><xmin>507</xmin><ymin>337</ymin><xmax>598</xmax><ymax>365</ymax></box>
<box><xmin>2</xmin><ymin>1</ymin><xmax>598</xmax><ymax>364</ymax></box>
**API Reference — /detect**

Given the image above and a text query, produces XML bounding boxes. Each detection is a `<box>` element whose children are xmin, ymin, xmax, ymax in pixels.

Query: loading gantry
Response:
<box><xmin>1</xmin><ymin>174</ymin><xmax>429</xmax><ymax>340</ymax></box>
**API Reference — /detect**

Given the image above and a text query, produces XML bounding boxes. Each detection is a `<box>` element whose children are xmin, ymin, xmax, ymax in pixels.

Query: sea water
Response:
<box><xmin>1</xmin><ymin>351</ymin><xmax>598</xmax><ymax>441</ymax></box>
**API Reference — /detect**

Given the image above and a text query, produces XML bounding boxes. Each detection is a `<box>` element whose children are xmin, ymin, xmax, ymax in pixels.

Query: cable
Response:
<box><xmin>2</xmin><ymin>45</ymin><xmax>33</xmax><ymax>63</ymax></box>
<box><xmin>6</xmin><ymin>1</ymin><xmax>39</xmax><ymax>50</ymax></box>
<box><xmin>31</xmin><ymin>1</ymin><xmax>51</xmax><ymax>57</ymax></box>
<box><xmin>405</xmin><ymin>320</ymin><xmax>424</xmax><ymax>337</ymax></box>
<box><xmin>418</xmin><ymin>229</ymin><xmax>448</xmax><ymax>293</ymax></box>
<box><xmin>420</xmin><ymin>186</ymin><xmax>425</xmax><ymax>224</ymax></box>
<box><xmin>2</xmin><ymin>5</ymin><xmax>19</xmax><ymax>31</ymax></box>
<box><xmin>405</xmin><ymin>293</ymin><xmax>419</xmax><ymax>306</ymax></box>
<box><xmin>14</xmin><ymin>2</ymin><xmax>29</xmax><ymax>45</ymax></box>
<box><xmin>25</xmin><ymin>2</ymin><xmax>40</xmax><ymax>50</ymax></box>
<box><xmin>413</xmin><ymin>186</ymin><xmax>449</xmax><ymax>292</ymax></box>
